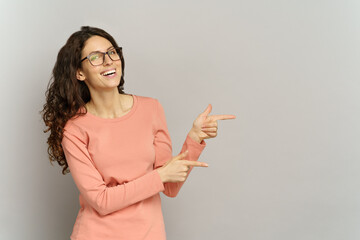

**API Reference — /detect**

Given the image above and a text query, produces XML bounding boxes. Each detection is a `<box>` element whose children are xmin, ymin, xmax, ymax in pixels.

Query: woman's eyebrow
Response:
<box><xmin>88</xmin><ymin>46</ymin><xmax>114</xmax><ymax>55</ymax></box>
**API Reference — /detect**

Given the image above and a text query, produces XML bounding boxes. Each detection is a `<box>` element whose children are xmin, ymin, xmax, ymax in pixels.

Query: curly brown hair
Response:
<box><xmin>40</xmin><ymin>26</ymin><xmax>126</xmax><ymax>175</ymax></box>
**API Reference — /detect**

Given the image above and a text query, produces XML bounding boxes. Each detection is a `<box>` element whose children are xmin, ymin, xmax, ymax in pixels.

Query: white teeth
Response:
<box><xmin>102</xmin><ymin>70</ymin><xmax>116</xmax><ymax>76</ymax></box>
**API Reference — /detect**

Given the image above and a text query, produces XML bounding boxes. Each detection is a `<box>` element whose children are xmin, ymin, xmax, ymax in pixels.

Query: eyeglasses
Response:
<box><xmin>80</xmin><ymin>47</ymin><xmax>122</xmax><ymax>66</ymax></box>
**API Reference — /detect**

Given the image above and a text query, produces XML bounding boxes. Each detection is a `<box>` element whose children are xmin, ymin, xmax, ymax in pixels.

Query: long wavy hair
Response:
<box><xmin>40</xmin><ymin>26</ymin><xmax>126</xmax><ymax>175</ymax></box>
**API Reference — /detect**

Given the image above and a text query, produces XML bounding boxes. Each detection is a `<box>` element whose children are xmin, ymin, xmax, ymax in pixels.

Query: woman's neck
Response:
<box><xmin>86</xmin><ymin>93</ymin><xmax>130</xmax><ymax>119</ymax></box>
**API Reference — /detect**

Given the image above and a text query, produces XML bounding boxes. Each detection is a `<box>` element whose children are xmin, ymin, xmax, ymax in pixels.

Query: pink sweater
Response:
<box><xmin>61</xmin><ymin>94</ymin><xmax>206</xmax><ymax>240</ymax></box>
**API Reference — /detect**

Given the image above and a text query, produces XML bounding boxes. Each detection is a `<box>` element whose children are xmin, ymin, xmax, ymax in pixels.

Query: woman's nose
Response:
<box><xmin>103</xmin><ymin>53</ymin><xmax>113</xmax><ymax>65</ymax></box>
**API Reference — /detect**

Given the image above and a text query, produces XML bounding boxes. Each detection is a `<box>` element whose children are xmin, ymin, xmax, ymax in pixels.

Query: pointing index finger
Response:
<box><xmin>182</xmin><ymin>160</ymin><xmax>209</xmax><ymax>167</ymax></box>
<box><xmin>211</xmin><ymin>115</ymin><xmax>236</xmax><ymax>121</ymax></box>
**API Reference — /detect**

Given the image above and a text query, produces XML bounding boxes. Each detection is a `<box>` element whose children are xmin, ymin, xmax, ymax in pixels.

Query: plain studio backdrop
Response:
<box><xmin>1</xmin><ymin>0</ymin><xmax>360</xmax><ymax>239</ymax></box>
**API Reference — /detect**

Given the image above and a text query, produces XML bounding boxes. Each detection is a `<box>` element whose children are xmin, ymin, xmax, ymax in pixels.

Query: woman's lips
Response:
<box><xmin>102</xmin><ymin>72</ymin><xmax>117</xmax><ymax>79</ymax></box>
<box><xmin>101</xmin><ymin>68</ymin><xmax>116</xmax><ymax>75</ymax></box>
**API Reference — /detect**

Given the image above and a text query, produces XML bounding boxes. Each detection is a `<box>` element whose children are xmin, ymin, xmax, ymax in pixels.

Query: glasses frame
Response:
<box><xmin>80</xmin><ymin>47</ymin><xmax>122</xmax><ymax>66</ymax></box>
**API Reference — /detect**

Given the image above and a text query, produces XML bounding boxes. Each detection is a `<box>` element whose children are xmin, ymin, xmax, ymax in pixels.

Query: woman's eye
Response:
<box><xmin>90</xmin><ymin>54</ymin><xmax>99</xmax><ymax>61</ymax></box>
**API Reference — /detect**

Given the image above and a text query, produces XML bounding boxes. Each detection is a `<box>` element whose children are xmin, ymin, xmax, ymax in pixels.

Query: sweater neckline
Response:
<box><xmin>84</xmin><ymin>94</ymin><xmax>138</xmax><ymax>122</ymax></box>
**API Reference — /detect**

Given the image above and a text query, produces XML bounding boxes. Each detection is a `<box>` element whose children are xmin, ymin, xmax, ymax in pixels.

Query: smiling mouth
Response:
<box><xmin>102</xmin><ymin>69</ymin><xmax>116</xmax><ymax>76</ymax></box>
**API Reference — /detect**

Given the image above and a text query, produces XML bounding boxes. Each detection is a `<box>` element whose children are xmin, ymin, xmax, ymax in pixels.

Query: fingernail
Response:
<box><xmin>204</xmin><ymin>163</ymin><xmax>208</xmax><ymax>167</ymax></box>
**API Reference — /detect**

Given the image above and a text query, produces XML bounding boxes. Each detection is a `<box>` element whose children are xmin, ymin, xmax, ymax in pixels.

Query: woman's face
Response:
<box><xmin>76</xmin><ymin>35</ymin><xmax>122</xmax><ymax>91</ymax></box>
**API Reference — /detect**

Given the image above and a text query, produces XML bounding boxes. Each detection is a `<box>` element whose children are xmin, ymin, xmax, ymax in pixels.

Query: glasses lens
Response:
<box><xmin>108</xmin><ymin>48</ymin><xmax>121</xmax><ymax>61</ymax></box>
<box><xmin>89</xmin><ymin>52</ymin><xmax>104</xmax><ymax>65</ymax></box>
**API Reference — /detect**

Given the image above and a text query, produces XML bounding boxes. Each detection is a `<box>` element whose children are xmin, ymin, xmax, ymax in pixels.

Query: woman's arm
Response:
<box><xmin>153</xmin><ymin>99</ymin><xmax>206</xmax><ymax>198</ymax></box>
<box><xmin>61</xmin><ymin>128</ymin><xmax>165</xmax><ymax>216</ymax></box>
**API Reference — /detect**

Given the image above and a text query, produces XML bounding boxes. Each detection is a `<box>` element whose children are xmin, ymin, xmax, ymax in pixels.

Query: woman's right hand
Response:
<box><xmin>156</xmin><ymin>150</ymin><xmax>208</xmax><ymax>183</ymax></box>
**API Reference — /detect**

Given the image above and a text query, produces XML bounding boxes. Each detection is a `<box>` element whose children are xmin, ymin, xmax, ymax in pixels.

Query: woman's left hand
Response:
<box><xmin>188</xmin><ymin>104</ymin><xmax>236</xmax><ymax>143</ymax></box>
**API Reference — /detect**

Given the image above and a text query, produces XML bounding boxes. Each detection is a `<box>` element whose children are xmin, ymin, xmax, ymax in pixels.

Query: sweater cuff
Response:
<box><xmin>180</xmin><ymin>134</ymin><xmax>206</xmax><ymax>162</ymax></box>
<box><xmin>185</xmin><ymin>134</ymin><xmax>206</xmax><ymax>149</ymax></box>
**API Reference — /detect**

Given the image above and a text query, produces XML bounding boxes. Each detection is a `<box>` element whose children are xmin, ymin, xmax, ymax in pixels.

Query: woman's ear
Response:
<box><xmin>76</xmin><ymin>69</ymin><xmax>86</xmax><ymax>81</ymax></box>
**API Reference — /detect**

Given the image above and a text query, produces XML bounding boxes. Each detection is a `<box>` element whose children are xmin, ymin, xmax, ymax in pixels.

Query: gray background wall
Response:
<box><xmin>1</xmin><ymin>0</ymin><xmax>359</xmax><ymax>239</ymax></box>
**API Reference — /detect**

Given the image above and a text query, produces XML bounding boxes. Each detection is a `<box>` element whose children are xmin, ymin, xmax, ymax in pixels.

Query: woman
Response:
<box><xmin>41</xmin><ymin>26</ymin><xmax>235</xmax><ymax>240</ymax></box>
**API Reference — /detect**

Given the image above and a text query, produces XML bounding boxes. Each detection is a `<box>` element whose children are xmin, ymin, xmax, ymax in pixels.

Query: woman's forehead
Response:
<box><xmin>83</xmin><ymin>36</ymin><xmax>113</xmax><ymax>54</ymax></box>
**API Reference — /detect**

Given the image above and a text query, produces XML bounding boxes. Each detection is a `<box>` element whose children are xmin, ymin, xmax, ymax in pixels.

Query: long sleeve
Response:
<box><xmin>153</xmin><ymin>99</ymin><xmax>206</xmax><ymax>197</ymax></box>
<box><xmin>61</xmin><ymin>127</ymin><xmax>165</xmax><ymax>216</ymax></box>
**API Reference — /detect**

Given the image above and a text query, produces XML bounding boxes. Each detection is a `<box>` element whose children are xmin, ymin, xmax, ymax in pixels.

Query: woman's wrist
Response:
<box><xmin>188</xmin><ymin>129</ymin><xmax>203</xmax><ymax>143</ymax></box>
<box><xmin>156</xmin><ymin>168</ymin><xmax>166</xmax><ymax>183</ymax></box>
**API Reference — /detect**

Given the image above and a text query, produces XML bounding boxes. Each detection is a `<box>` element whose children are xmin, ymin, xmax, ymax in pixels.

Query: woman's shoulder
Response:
<box><xmin>63</xmin><ymin>117</ymin><xmax>84</xmax><ymax>134</ymax></box>
<box><xmin>62</xmin><ymin>107</ymin><xmax>90</xmax><ymax>136</ymax></box>
<box><xmin>133</xmin><ymin>95</ymin><xmax>165</xmax><ymax>118</ymax></box>
<box><xmin>62</xmin><ymin>118</ymin><xmax>89</xmax><ymax>146</ymax></box>
<box><xmin>133</xmin><ymin>94</ymin><xmax>159</xmax><ymax>106</ymax></box>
